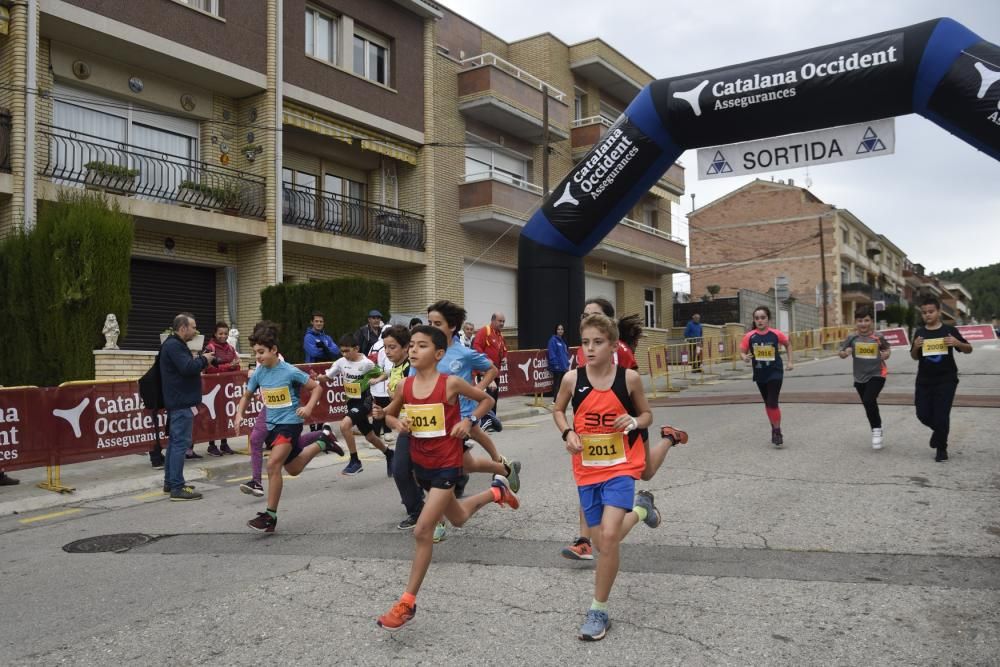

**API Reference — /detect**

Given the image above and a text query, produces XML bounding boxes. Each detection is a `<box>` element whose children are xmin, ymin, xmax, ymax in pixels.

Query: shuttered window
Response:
<box><xmin>123</xmin><ymin>259</ymin><xmax>216</xmax><ymax>350</ymax></box>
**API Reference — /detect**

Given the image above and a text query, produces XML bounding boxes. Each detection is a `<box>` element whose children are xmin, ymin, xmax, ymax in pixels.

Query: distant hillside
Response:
<box><xmin>934</xmin><ymin>263</ymin><xmax>1000</xmax><ymax>321</ymax></box>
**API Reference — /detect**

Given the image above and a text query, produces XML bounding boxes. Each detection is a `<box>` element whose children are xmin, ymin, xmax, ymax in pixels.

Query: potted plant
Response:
<box><xmin>178</xmin><ymin>180</ymin><xmax>224</xmax><ymax>210</ymax></box>
<box><xmin>84</xmin><ymin>161</ymin><xmax>139</xmax><ymax>194</ymax></box>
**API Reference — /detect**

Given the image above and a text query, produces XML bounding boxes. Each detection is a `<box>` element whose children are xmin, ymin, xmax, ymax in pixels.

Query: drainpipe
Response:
<box><xmin>274</xmin><ymin>0</ymin><xmax>284</xmax><ymax>281</ymax></box>
<box><xmin>23</xmin><ymin>0</ymin><xmax>37</xmax><ymax>230</ymax></box>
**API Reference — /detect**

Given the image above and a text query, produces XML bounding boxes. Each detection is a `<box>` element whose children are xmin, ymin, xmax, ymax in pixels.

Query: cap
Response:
<box><xmin>368</xmin><ymin>309</ymin><xmax>383</xmax><ymax>318</ymax></box>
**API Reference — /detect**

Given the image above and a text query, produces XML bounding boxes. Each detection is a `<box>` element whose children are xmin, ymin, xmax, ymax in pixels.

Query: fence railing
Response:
<box><xmin>570</xmin><ymin>115</ymin><xmax>614</xmax><ymax>129</ymax></box>
<box><xmin>0</xmin><ymin>109</ymin><xmax>10</xmax><ymax>172</ymax></box>
<box><xmin>841</xmin><ymin>281</ymin><xmax>873</xmax><ymax>297</ymax></box>
<box><xmin>619</xmin><ymin>217</ymin><xmax>686</xmax><ymax>245</ymax></box>
<box><xmin>282</xmin><ymin>184</ymin><xmax>425</xmax><ymax>251</ymax></box>
<box><xmin>39</xmin><ymin>125</ymin><xmax>266</xmax><ymax>218</ymax></box>
<box><xmin>460</xmin><ymin>52</ymin><xmax>567</xmax><ymax>102</ymax></box>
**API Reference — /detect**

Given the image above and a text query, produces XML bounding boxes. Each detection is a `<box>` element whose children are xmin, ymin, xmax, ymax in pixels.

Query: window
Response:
<box><xmin>841</xmin><ymin>227</ymin><xmax>850</xmax><ymax>244</ymax></box>
<box><xmin>306</xmin><ymin>7</ymin><xmax>338</xmax><ymax>64</ymax></box>
<box><xmin>599</xmin><ymin>100</ymin><xmax>622</xmax><ymax>124</ymax></box>
<box><xmin>841</xmin><ymin>264</ymin><xmax>849</xmax><ymax>283</ymax></box>
<box><xmin>283</xmin><ymin>168</ymin><xmax>318</xmax><ymax>224</ymax></box>
<box><xmin>322</xmin><ymin>172</ymin><xmax>366</xmax><ymax>232</ymax></box>
<box><xmin>465</xmin><ymin>143</ymin><xmax>528</xmax><ymax>186</ymax></box>
<box><xmin>353</xmin><ymin>29</ymin><xmax>389</xmax><ymax>85</ymax></box>
<box><xmin>643</xmin><ymin>288</ymin><xmax>657</xmax><ymax>328</ymax></box>
<box><xmin>573</xmin><ymin>87</ymin><xmax>587</xmax><ymax>121</ymax></box>
<box><xmin>177</xmin><ymin>0</ymin><xmax>219</xmax><ymax>16</ymax></box>
<box><xmin>642</xmin><ymin>207</ymin><xmax>657</xmax><ymax>229</ymax></box>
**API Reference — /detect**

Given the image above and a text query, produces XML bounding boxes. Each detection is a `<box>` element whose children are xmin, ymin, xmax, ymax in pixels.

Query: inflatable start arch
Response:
<box><xmin>518</xmin><ymin>18</ymin><xmax>999</xmax><ymax>347</ymax></box>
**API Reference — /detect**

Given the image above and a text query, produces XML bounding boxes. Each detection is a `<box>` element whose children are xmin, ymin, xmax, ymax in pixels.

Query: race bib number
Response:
<box><xmin>753</xmin><ymin>344</ymin><xmax>776</xmax><ymax>361</ymax></box>
<box><xmin>345</xmin><ymin>382</ymin><xmax>362</xmax><ymax>399</ymax></box>
<box><xmin>922</xmin><ymin>338</ymin><xmax>947</xmax><ymax>356</ymax></box>
<box><xmin>405</xmin><ymin>403</ymin><xmax>447</xmax><ymax>438</ymax></box>
<box><xmin>854</xmin><ymin>342</ymin><xmax>879</xmax><ymax>359</ymax></box>
<box><xmin>580</xmin><ymin>432</ymin><xmax>626</xmax><ymax>467</ymax></box>
<box><xmin>262</xmin><ymin>386</ymin><xmax>292</xmax><ymax>409</ymax></box>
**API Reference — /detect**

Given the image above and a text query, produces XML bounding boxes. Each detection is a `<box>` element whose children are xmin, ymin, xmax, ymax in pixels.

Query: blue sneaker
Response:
<box><xmin>578</xmin><ymin>609</ymin><xmax>610</xmax><ymax>641</ymax></box>
<box><xmin>342</xmin><ymin>459</ymin><xmax>363</xmax><ymax>476</ymax></box>
<box><xmin>487</xmin><ymin>411</ymin><xmax>503</xmax><ymax>432</ymax></box>
<box><xmin>433</xmin><ymin>521</ymin><xmax>447</xmax><ymax>543</ymax></box>
<box><xmin>634</xmin><ymin>490</ymin><xmax>661</xmax><ymax>528</ymax></box>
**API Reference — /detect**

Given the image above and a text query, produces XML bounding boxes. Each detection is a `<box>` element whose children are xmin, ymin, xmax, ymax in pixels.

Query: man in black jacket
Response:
<box><xmin>355</xmin><ymin>309</ymin><xmax>384</xmax><ymax>355</ymax></box>
<box><xmin>161</xmin><ymin>313</ymin><xmax>213</xmax><ymax>500</ymax></box>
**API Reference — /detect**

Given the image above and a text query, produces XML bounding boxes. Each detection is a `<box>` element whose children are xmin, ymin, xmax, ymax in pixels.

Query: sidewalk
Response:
<box><xmin>0</xmin><ymin>400</ymin><xmax>550</xmax><ymax>518</ymax></box>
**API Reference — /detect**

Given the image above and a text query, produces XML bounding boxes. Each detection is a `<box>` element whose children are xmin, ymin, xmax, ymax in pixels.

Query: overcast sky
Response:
<box><xmin>444</xmin><ymin>0</ymin><xmax>1000</xmax><ymax>290</ymax></box>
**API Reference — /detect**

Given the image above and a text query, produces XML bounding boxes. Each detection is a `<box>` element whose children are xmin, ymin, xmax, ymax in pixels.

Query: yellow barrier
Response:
<box><xmin>647</xmin><ymin>345</ymin><xmax>679</xmax><ymax>396</ymax></box>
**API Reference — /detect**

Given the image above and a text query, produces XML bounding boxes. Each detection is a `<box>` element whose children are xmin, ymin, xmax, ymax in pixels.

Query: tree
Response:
<box><xmin>706</xmin><ymin>284</ymin><xmax>721</xmax><ymax>300</ymax></box>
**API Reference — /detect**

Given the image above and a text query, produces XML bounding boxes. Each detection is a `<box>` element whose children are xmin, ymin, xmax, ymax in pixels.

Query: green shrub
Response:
<box><xmin>260</xmin><ymin>278</ymin><xmax>390</xmax><ymax>362</ymax></box>
<box><xmin>0</xmin><ymin>191</ymin><xmax>133</xmax><ymax>385</ymax></box>
<box><xmin>84</xmin><ymin>161</ymin><xmax>139</xmax><ymax>179</ymax></box>
<box><xmin>179</xmin><ymin>180</ymin><xmax>241</xmax><ymax>205</ymax></box>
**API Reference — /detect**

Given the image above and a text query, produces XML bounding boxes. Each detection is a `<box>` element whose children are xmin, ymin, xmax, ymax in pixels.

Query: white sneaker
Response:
<box><xmin>872</xmin><ymin>428</ymin><xmax>883</xmax><ymax>450</ymax></box>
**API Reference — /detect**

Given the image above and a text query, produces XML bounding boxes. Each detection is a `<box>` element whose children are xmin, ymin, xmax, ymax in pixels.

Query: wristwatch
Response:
<box><xmin>467</xmin><ymin>415</ymin><xmax>480</xmax><ymax>426</ymax></box>
<box><xmin>561</xmin><ymin>428</ymin><xmax>574</xmax><ymax>441</ymax></box>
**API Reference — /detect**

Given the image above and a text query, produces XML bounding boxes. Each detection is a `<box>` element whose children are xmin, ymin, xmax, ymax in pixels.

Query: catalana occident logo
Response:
<box><xmin>563</xmin><ymin>123</ymin><xmax>641</xmax><ymax>203</ymax></box>
<box><xmin>975</xmin><ymin>61</ymin><xmax>1000</xmax><ymax>126</ymax></box>
<box><xmin>674</xmin><ymin>39</ymin><xmax>901</xmax><ymax>116</ymax></box>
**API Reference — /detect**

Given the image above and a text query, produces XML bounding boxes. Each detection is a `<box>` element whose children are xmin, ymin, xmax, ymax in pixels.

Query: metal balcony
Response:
<box><xmin>283</xmin><ymin>185</ymin><xmax>425</xmax><ymax>251</ymax></box>
<box><xmin>39</xmin><ymin>125</ymin><xmax>265</xmax><ymax>218</ymax></box>
<box><xmin>841</xmin><ymin>282</ymin><xmax>873</xmax><ymax>298</ymax></box>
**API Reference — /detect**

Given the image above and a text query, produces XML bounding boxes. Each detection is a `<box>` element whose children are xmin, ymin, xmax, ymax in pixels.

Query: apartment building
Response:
<box><xmin>903</xmin><ymin>262</ymin><xmax>971</xmax><ymax>323</ymax></box>
<box><xmin>689</xmin><ymin>179</ymin><xmax>907</xmax><ymax>327</ymax></box>
<box><xmin>1</xmin><ymin>0</ymin><xmax>685</xmax><ymax>362</ymax></box>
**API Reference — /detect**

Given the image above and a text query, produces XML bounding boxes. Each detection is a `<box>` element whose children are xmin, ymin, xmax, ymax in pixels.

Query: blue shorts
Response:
<box><xmin>577</xmin><ymin>476</ymin><xmax>636</xmax><ymax>527</ymax></box>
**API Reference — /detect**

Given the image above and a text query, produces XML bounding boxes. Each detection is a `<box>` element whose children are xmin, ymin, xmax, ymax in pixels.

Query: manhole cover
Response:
<box><xmin>63</xmin><ymin>533</ymin><xmax>158</xmax><ymax>553</ymax></box>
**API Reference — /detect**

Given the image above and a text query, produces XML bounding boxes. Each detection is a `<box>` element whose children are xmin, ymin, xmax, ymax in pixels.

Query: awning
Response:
<box><xmin>283</xmin><ymin>101</ymin><xmax>418</xmax><ymax>165</ymax></box>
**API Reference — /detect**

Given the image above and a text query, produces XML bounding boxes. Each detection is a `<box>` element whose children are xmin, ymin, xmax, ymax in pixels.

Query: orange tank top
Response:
<box><xmin>570</xmin><ymin>366</ymin><xmax>646</xmax><ymax>485</ymax></box>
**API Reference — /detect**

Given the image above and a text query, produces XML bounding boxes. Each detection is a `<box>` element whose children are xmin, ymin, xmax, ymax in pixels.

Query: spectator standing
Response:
<box><xmin>684</xmin><ymin>313</ymin><xmax>704</xmax><ymax>372</ymax></box>
<box><xmin>355</xmin><ymin>309</ymin><xmax>384</xmax><ymax>355</ymax></box>
<box><xmin>547</xmin><ymin>323</ymin><xmax>570</xmax><ymax>402</ymax></box>
<box><xmin>204</xmin><ymin>322</ymin><xmax>240</xmax><ymax>456</ymax></box>
<box><xmin>161</xmin><ymin>313</ymin><xmax>213</xmax><ymax>500</ymax></box>
<box><xmin>0</xmin><ymin>470</ymin><xmax>19</xmax><ymax>486</ymax></box>
<box><xmin>460</xmin><ymin>321</ymin><xmax>476</xmax><ymax>348</ymax></box>
<box><xmin>473</xmin><ymin>312</ymin><xmax>508</xmax><ymax>427</ymax></box>
<box><xmin>303</xmin><ymin>311</ymin><xmax>340</xmax><ymax>363</ymax></box>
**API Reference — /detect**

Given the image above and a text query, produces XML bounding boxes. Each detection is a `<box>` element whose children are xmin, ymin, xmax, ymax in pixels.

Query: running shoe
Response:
<box><xmin>488</xmin><ymin>412</ymin><xmax>503</xmax><ymax>432</ymax></box>
<box><xmin>342</xmin><ymin>459</ymin><xmax>363</xmax><ymax>476</ymax></box>
<box><xmin>382</xmin><ymin>431</ymin><xmax>396</xmax><ymax>445</ymax></box>
<box><xmin>491</xmin><ymin>475</ymin><xmax>519</xmax><ymax>509</ymax></box>
<box><xmin>396</xmin><ymin>514</ymin><xmax>419</xmax><ymax>530</ymax></box>
<box><xmin>501</xmin><ymin>456</ymin><xmax>522</xmax><ymax>493</ymax></box>
<box><xmin>561</xmin><ymin>537</ymin><xmax>594</xmax><ymax>561</ymax></box>
<box><xmin>771</xmin><ymin>428</ymin><xmax>783</xmax><ymax>447</ymax></box>
<box><xmin>220</xmin><ymin>442</ymin><xmax>236</xmax><ymax>455</ymax></box>
<box><xmin>240</xmin><ymin>480</ymin><xmax>265</xmax><ymax>497</ymax></box>
<box><xmin>935</xmin><ymin>446</ymin><xmax>949</xmax><ymax>463</ymax></box>
<box><xmin>634</xmin><ymin>490</ymin><xmax>661</xmax><ymax>528</ymax></box>
<box><xmin>185</xmin><ymin>449</ymin><xmax>203</xmax><ymax>459</ymax></box>
<box><xmin>319</xmin><ymin>437</ymin><xmax>345</xmax><ymax>457</ymax></box>
<box><xmin>170</xmin><ymin>486</ymin><xmax>202</xmax><ymax>501</ymax></box>
<box><xmin>164</xmin><ymin>482</ymin><xmax>195</xmax><ymax>493</ymax></box>
<box><xmin>480</xmin><ymin>415</ymin><xmax>495</xmax><ymax>432</ymax></box>
<box><xmin>871</xmin><ymin>428</ymin><xmax>883</xmax><ymax>450</ymax></box>
<box><xmin>578</xmin><ymin>609</ymin><xmax>610</xmax><ymax>641</ymax></box>
<box><xmin>206</xmin><ymin>443</ymin><xmax>222</xmax><ymax>457</ymax></box>
<box><xmin>247</xmin><ymin>512</ymin><xmax>276</xmax><ymax>533</ymax></box>
<box><xmin>385</xmin><ymin>448</ymin><xmax>395</xmax><ymax>477</ymax></box>
<box><xmin>377</xmin><ymin>600</ymin><xmax>416</xmax><ymax>631</ymax></box>
<box><xmin>433</xmin><ymin>521</ymin><xmax>447</xmax><ymax>543</ymax></box>
<box><xmin>659</xmin><ymin>425</ymin><xmax>689</xmax><ymax>446</ymax></box>
<box><xmin>150</xmin><ymin>453</ymin><xmax>165</xmax><ymax>470</ymax></box>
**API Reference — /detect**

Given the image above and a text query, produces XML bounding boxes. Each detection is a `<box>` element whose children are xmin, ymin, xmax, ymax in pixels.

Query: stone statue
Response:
<box><xmin>102</xmin><ymin>313</ymin><xmax>120</xmax><ymax>350</ymax></box>
<box><xmin>227</xmin><ymin>327</ymin><xmax>240</xmax><ymax>352</ymax></box>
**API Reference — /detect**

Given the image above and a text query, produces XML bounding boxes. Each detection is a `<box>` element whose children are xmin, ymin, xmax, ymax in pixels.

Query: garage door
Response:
<box><xmin>585</xmin><ymin>275</ymin><xmax>618</xmax><ymax>315</ymax></box>
<box><xmin>124</xmin><ymin>259</ymin><xmax>216</xmax><ymax>350</ymax></box>
<box><xmin>464</xmin><ymin>261</ymin><xmax>517</xmax><ymax>328</ymax></box>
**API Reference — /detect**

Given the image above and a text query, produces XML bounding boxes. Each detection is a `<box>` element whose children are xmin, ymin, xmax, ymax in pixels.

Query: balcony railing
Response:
<box><xmin>283</xmin><ymin>184</ymin><xmax>424</xmax><ymax>251</ymax></box>
<box><xmin>0</xmin><ymin>109</ymin><xmax>10</xmax><ymax>172</ymax></box>
<box><xmin>841</xmin><ymin>282</ymin><xmax>873</xmax><ymax>297</ymax></box>
<box><xmin>620</xmin><ymin>217</ymin><xmax>685</xmax><ymax>245</ymax></box>
<box><xmin>39</xmin><ymin>125</ymin><xmax>265</xmax><ymax>218</ymax></box>
<box><xmin>873</xmin><ymin>288</ymin><xmax>901</xmax><ymax>305</ymax></box>
<box><xmin>570</xmin><ymin>115</ymin><xmax>614</xmax><ymax>129</ymax></box>
<box><xmin>463</xmin><ymin>169</ymin><xmax>544</xmax><ymax>195</ymax></box>
<box><xmin>460</xmin><ymin>53</ymin><xmax>567</xmax><ymax>102</ymax></box>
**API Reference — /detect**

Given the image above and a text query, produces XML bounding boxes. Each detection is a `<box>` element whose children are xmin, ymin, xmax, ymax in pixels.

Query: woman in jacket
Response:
<box><xmin>546</xmin><ymin>323</ymin><xmax>570</xmax><ymax>402</ymax></box>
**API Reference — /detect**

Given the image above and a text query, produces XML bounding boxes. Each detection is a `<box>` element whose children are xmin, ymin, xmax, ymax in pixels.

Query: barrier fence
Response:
<box><xmin>0</xmin><ymin>328</ymin><xmax>915</xmax><ymax>491</ymax></box>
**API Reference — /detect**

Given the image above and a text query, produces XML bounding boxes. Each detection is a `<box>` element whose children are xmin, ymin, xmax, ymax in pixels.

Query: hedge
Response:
<box><xmin>260</xmin><ymin>277</ymin><xmax>390</xmax><ymax>362</ymax></box>
<box><xmin>0</xmin><ymin>192</ymin><xmax>133</xmax><ymax>386</ymax></box>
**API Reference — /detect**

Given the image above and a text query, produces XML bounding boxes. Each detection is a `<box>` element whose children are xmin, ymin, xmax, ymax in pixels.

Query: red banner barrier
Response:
<box><xmin>956</xmin><ymin>324</ymin><xmax>997</xmax><ymax>341</ymax></box>
<box><xmin>879</xmin><ymin>327</ymin><xmax>910</xmax><ymax>347</ymax></box>
<box><xmin>0</xmin><ymin>387</ymin><xmax>51</xmax><ymax>472</ymax></box>
<box><xmin>498</xmin><ymin>349</ymin><xmax>553</xmax><ymax>397</ymax></box>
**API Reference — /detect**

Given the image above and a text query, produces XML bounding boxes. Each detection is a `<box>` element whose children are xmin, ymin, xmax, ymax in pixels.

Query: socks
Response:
<box><xmin>266</xmin><ymin>508</ymin><xmax>277</xmax><ymax>519</ymax></box>
<box><xmin>350</xmin><ymin>452</ymin><xmax>360</xmax><ymax>463</ymax></box>
<box><xmin>765</xmin><ymin>406</ymin><xmax>781</xmax><ymax>427</ymax></box>
<box><xmin>633</xmin><ymin>505</ymin><xmax>648</xmax><ymax>523</ymax></box>
<box><xmin>400</xmin><ymin>591</ymin><xmax>416</xmax><ymax>607</ymax></box>
<box><xmin>317</xmin><ymin>438</ymin><xmax>330</xmax><ymax>452</ymax></box>
<box><xmin>590</xmin><ymin>599</ymin><xmax>608</xmax><ymax>612</ymax></box>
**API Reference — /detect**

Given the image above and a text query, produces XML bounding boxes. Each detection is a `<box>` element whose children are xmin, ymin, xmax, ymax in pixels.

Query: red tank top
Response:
<box><xmin>402</xmin><ymin>374</ymin><xmax>464</xmax><ymax>470</ymax></box>
<box><xmin>570</xmin><ymin>366</ymin><xmax>646</xmax><ymax>485</ymax></box>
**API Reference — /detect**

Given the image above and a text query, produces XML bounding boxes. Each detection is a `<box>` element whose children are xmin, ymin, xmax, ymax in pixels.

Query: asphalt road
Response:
<box><xmin>2</xmin><ymin>342</ymin><xmax>998</xmax><ymax>665</ymax></box>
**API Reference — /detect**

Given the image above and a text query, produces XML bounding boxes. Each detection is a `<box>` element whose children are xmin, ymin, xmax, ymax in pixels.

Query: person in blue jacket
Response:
<box><xmin>684</xmin><ymin>313</ymin><xmax>704</xmax><ymax>372</ymax></box>
<box><xmin>303</xmin><ymin>311</ymin><xmax>340</xmax><ymax>363</ymax></box>
<box><xmin>547</xmin><ymin>323</ymin><xmax>570</xmax><ymax>402</ymax></box>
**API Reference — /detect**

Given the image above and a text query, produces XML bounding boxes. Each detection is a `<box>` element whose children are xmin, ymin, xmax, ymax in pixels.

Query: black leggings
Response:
<box><xmin>854</xmin><ymin>377</ymin><xmax>886</xmax><ymax>429</ymax></box>
<box><xmin>755</xmin><ymin>379</ymin><xmax>782</xmax><ymax>408</ymax></box>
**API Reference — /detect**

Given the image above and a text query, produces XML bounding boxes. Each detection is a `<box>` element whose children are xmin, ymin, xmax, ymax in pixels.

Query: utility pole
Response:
<box><xmin>542</xmin><ymin>84</ymin><xmax>550</xmax><ymax>195</ymax></box>
<box><xmin>818</xmin><ymin>215</ymin><xmax>829</xmax><ymax>328</ymax></box>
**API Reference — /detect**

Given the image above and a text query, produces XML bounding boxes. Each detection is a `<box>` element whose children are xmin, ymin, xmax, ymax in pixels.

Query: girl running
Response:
<box><xmin>739</xmin><ymin>306</ymin><xmax>794</xmax><ymax>447</ymax></box>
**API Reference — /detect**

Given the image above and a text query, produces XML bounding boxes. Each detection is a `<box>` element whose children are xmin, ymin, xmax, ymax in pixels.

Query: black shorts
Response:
<box><xmin>346</xmin><ymin>396</ymin><xmax>374</xmax><ymax>435</ymax></box>
<box><xmin>413</xmin><ymin>464</ymin><xmax>464</xmax><ymax>492</ymax></box>
<box><xmin>265</xmin><ymin>423</ymin><xmax>303</xmax><ymax>464</ymax></box>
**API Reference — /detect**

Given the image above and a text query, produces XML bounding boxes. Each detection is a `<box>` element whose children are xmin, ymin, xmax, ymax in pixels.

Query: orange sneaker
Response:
<box><xmin>377</xmin><ymin>600</ymin><xmax>416</xmax><ymax>631</ymax></box>
<box><xmin>490</xmin><ymin>475</ymin><xmax>520</xmax><ymax>509</ymax></box>
<box><xmin>660</xmin><ymin>425</ymin><xmax>689</xmax><ymax>446</ymax></box>
<box><xmin>561</xmin><ymin>537</ymin><xmax>594</xmax><ymax>560</ymax></box>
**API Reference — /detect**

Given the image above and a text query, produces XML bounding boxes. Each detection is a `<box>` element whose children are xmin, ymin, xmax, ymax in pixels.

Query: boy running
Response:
<box><xmin>320</xmin><ymin>334</ymin><xmax>393</xmax><ymax>476</ymax></box>
<box><xmin>838</xmin><ymin>305</ymin><xmax>891</xmax><ymax>450</ymax></box>
<box><xmin>376</xmin><ymin>325</ymin><xmax>519</xmax><ymax>630</ymax></box>
<box><xmin>909</xmin><ymin>296</ymin><xmax>972</xmax><ymax>462</ymax></box>
<box><xmin>740</xmin><ymin>306</ymin><xmax>794</xmax><ymax>447</ymax></box>
<box><xmin>553</xmin><ymin>314</ymin><xmax>661</xmax><ymax>641</ymax></box>
<box><xmin>235</xmin><ymin>323</ymin><xmax>340</xmax><ymax>532</ymax></box>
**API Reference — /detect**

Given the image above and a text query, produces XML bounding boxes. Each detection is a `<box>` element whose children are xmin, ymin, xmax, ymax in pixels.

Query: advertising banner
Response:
<box><xmin>956</xmin><ymin>324</ymin><xmax>997</xmax><ymax>341</ymax></box>
<box><xmin>880</xmin><ymin>327</ymin><xmax>911</xmax><ymax>347</ymax></box>
<box><xmin>0</xmin><ymin>387</ymin><xmax>50</xmax><ymax>472</ymax></box>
